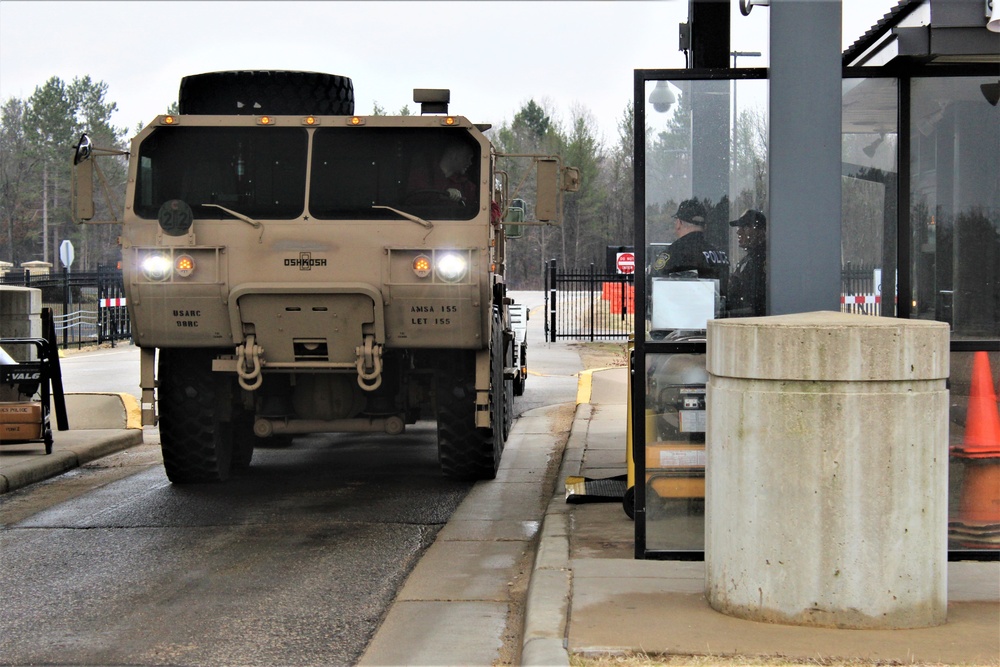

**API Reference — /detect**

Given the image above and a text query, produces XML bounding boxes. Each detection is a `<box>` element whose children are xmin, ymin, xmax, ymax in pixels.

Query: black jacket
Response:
<box><xmin>650</xmin><ymin>231</ymin><xmax>730</xmax><ymax>296</ymax></box>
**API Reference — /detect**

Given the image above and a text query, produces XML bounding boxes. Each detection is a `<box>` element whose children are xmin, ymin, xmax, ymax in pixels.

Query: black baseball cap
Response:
<box><xmin>673</xmin><ymin>199</ymin><xmax>706</xmax><ymax>225</ymax></box>
<box><xmin>729</xmin><ymin>209</ymin><xmax>766</xmax><ymax>228</ymax></box>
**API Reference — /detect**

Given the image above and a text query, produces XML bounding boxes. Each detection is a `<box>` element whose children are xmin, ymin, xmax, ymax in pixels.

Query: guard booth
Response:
<box><xmin>631</xmin><ymin>0</ymin><xmax>999</xmax><ymax>560</ymax></box>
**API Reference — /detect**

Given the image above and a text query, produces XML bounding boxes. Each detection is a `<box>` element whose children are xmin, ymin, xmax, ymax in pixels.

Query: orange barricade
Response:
<box><xmin>949</xmin><ymin>351</ymin><xmax>1000</xmax><ymax>549</ymax></box>
<box><xmin>607</xmin><ymin>285</ymin><xmax>635</xmax><ymax>314</ymax></box>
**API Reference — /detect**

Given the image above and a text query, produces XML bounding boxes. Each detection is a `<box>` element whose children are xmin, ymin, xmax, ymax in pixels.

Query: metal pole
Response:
<box><xmin>589</xmin><ymin>263</ymin><xmax>596</xmax><ymax>342</ymax></box>
<box><xmin>98</xmin><ymin>265</ymin><xmax>106</xmax><ymax>346</ymax></box>
<box><xmin>62</xmin><ymin>266</ymin><xmax>69</xmax><ymax>349</ymax></box>
<box><xmin>548</xmin><ymin>259</ymin><xmax>557</xmax><ymax>342</ymax></box>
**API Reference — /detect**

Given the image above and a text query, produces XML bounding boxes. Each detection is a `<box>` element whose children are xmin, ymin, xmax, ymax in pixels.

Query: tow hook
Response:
<box><xmin>356</xmin><ymin>335</ymin><xmax>383</xmax><ymax>391</ymax></box>
<box><xmin>236</xmin><ymin>334</ymin><xmax>264</xmax><ymax>391</ymax></box>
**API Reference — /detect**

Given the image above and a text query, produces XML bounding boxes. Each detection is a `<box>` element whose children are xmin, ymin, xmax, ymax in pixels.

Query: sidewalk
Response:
<box><xmin>0</xmin><ymin>393</ymin><xmax>144</xmax><ymax>493</ymax></box>
<box><xmin>523</xmin><ymin>366</ymin><xmax>1000</xmax><ymax>666</ymax></box>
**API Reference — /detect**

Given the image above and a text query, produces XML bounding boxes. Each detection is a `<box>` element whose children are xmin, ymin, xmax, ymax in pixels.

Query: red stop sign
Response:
<box><xmin>616</xmin><ymin>252</ymin><xmax>635</xmax><ymax>274</ymax></box>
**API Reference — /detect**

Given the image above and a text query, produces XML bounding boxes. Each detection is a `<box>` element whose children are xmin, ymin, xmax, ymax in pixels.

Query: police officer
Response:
<box><xmin>727</xmin><ymin>208</ymin><xmax>767</xmax><ymax>317</ymax></box>
<box><xmin>651</xmin><ymin>198</ymin><xmax>730</xmax><ymax>294</ymax></box>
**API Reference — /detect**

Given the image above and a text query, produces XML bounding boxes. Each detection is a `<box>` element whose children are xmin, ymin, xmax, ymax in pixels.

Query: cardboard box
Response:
<box><xmin>0</xmin><ymin>402</ymin><xmax>44</xmax><ymax>443</ymax></box>
<box><xmin>1</xmin><ymin>421</ymin><xmax>44</xmax><ymax>442</ymax></box>
<box><xmin>0</xmin><ymin>402</ymin><xmax>43</xmax><ymax>423</ymax></box>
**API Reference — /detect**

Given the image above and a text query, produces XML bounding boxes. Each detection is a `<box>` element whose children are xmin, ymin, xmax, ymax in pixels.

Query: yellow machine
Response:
<box><xmin>624</xmin><ymin>336</ymin><xmax>708</xmax><ymax>519</ymax></box>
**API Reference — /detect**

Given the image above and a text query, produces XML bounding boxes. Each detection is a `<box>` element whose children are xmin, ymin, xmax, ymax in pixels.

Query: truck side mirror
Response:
<box><xmin>72</xmin><ymin>135</ymin><xmax>95</xmax><ymax>222</ymax></box>
<box><xmin>505</xmin><ymin>198</ymin><xmax>525</xmax><ymax>239</ymax></box>
<box><xmin>535</xmin><ymin>158</ymin><xmax>559</xmax><ymax>223</ymax></box>
<box><xmin>563</xmin><ymin>167</ymin><xmax>581</xmax><ymax>193</ymax></box>
<box><xmin>73</xmin><ymin>134</ymin><xmax>92</xmax><ymax>165</ymax></box>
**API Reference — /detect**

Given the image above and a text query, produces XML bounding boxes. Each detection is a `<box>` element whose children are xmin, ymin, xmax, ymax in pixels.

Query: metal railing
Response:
<box><xmin>52</xmin><ymin>309</ymin><xmax>99</xmax><ymax>348</ymax></box>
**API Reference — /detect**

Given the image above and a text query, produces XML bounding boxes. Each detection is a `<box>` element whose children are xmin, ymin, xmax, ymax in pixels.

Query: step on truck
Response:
<box><xmin>72</xmin><ymin>70</ymin><xmax>579</xmax><ymax>483</ymax></box>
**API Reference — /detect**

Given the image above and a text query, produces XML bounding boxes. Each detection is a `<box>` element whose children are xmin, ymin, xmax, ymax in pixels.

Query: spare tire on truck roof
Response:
<box><xmin>178</xmin><ymin>70</ymin><xmax>354</xmax><ymax>116</ymax></box>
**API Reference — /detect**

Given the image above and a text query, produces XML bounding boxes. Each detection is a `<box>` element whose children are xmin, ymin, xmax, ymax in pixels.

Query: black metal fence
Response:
<box><xmin>0</xmin><ymin>265</ymin><xmax>131</xmax><ymax>348</ymax></box>
<box><xmin>544</xmin><ymin>259</ymin><xmax>635</xmax><ymax>341</ymax></box>
<box><xmin>545</xmin><ymin>259</ymin><xmax>888</xmax><ymax>340</ymax></box>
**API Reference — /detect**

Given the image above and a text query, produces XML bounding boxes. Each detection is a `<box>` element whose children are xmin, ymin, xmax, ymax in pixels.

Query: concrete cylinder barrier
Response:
<box><xmin>704</xmin><ymin>311</ymin><xmax>950</xmax><ymax>629</ymax></box>
<box><xmin>0</xmin><ymin>286</ymin><xmax>42</xmax><ymax>344</ymax></box>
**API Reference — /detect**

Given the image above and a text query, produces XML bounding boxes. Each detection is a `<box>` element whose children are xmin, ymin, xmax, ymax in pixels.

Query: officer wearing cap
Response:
<box><xmin>727</xmin><ymin>208</ymin><xmax>767</xmax><ymax>317</ymax></box>
<box><xmin>650</xmin><ymin>199</ymin><xmax>730</xmax><ymax>293</ymax></box>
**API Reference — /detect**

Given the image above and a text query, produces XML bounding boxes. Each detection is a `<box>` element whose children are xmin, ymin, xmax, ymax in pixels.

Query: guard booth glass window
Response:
<box><xmin>907</xmin><ymin>75</ymin><xmax>1000</xmax><ymax>554</ymax></box>
<box><xmin>636</xmin><ymin>72</ymin><xmax>768</xmax><ymax>557</ymax></box>
<box><xmin>908</xmin><ymin>76</ymin><xmax>999</xmax><ymax>340</ymax></box>
<box><xmin>841</xmin><ymin>77</ymin><xmax>898</xmax><ymax>318</ymax></box>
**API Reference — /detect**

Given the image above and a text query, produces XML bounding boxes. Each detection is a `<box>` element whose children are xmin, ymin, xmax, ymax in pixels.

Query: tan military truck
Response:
<box><xmin>72</xmin><ymin>70</ymin><xmax>578</xmax><ymax>483</ymax></box>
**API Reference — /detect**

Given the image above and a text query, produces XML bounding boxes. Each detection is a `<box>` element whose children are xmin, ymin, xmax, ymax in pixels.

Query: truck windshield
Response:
<box><xmin>134</xmin><ymin>127</ymin><xmax>308</xmax><ymax>220</ymax></box>
<box><xmin>310</xmin><ymin>128</ymin><xmax>481</xmax><ymax>221</ymax></box>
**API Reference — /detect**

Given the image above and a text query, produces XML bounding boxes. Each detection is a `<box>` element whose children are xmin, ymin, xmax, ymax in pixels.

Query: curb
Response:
<box><xmin>1</xmin><ymin>392</ymin><xmax>145</xmax><ymax>495</ymax></box>
<box><xmin>521</xmin><ymin>401</ymin><xmax>591</xmax><ymax>666</ymax></box>
<box><xmin>56</xmin><ymin>392</ymin><xmax>143</xmax><ymax>430</ymax></box>
<box><xmin>0</xmin><ymin>428</ymin><xmax>144</xmax><ymax>494</ymax></box>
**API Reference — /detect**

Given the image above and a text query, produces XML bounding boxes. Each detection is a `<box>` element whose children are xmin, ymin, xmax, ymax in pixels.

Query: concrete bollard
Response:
<box><xmin>704</xmin><ymin>311</ymin><xmax>950</xmax><ymax>629</ymax></box>
<box><xmin>0</xmin><ymin>286</ymin><xmax>42</xmax><ymax>343</ymax></box>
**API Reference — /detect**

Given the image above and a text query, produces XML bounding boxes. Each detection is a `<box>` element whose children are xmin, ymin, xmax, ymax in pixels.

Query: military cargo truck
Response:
<box><xmin>72</xmin><ymin>70</ymin><xmax>578</xmax><ymax>483</ymax></box>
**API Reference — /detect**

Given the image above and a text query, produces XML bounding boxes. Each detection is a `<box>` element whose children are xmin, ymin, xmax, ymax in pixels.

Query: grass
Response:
<box><xmin>570</xmin><ymin>341</ymin><xmax>630</xmax><ymax>369</ymax></box>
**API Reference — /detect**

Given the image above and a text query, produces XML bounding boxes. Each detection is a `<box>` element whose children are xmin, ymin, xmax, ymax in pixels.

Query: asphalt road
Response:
<box><xmin>0</xmin><ymin>425</ymin><xmax>474</xmax><ymax>666</ymax></box>
<box><xmin>0</xmin><ymin>290</ymin><xmax>581</xmax><ymax>666</ymax></box>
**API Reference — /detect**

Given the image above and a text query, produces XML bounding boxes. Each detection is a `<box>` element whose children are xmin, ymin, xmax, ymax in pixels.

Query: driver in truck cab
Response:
<box><xmin>408</xmin><ymin>142</ymin><xmax>477</xmax><ymax>203</ymax></box>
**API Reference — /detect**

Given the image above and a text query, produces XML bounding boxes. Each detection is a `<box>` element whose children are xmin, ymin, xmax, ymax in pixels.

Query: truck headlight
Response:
<box><xmin>435</xmin><ymin>253</ymin><xmax>467</xmax><ymax>283</ymax></box>
<box><xmin>141</xmin><ymin>253</ymin><xmax>173</xmax><ymax>281</ymax></box>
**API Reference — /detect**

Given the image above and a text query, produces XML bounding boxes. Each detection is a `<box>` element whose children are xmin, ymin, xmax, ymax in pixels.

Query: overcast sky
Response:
<box><xmin>1</xmin><ymin>0</ymin><xmax>896</xmax><ymax>144</ymax></box>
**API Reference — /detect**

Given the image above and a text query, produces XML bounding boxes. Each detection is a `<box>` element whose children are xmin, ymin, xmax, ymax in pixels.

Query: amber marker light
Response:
<box><xmin>348</xmin><ymin>116</ymin><xmax>366</xmax><ymax>126</ymax></box>
<box><xmin>412</xmin><ymin>254</ymin><xmax>432</xmax><ymax>278</ymax></box>
<box><xmin>302</xmin><ymin>116</ymin><xmax>319</xmax><ymax>126</ymax></box>
<box><xmin>162</xmin><ymin>116</ymin><xmax>177</xmax><ymax>125</ymax></box>
<box><xmin>174</xmin><ymin>254</ymin><xmax>195</xmax><ymax>277</ymax></box>
<box><xmin>257</xmin><ymin>116</ymin><xmax>273</xmax><ymax>125</ymax></box>
<box><xmin>442</xmin><ymin>116</ymin><xmax>457</xmax><ymax>126</ymax></box>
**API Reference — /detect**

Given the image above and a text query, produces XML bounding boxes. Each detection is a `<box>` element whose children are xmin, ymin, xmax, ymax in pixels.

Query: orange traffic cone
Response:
<box><xmin>957</xmin><ymin>351</ymin><xmax>1000</xmax><ymax>457</ymax></box>
<box><xmin>950</xmin><ymin>352</ymin><xmax>1000</xmax><ymax>548</ymax></box>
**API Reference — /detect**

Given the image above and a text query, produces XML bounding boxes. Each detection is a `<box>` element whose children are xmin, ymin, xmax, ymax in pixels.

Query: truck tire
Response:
<box><xmin>178</xmin><ymin>71</ymin><xmax>354</xmax><ymax>116</ymax></box>
<box><xmin>435</xmin><ymin>310</ymin><xmax>506</xmax><ymax>480</ymax></box>
<box><xmin>158</xmin><ymin>349</ymin><xmax>234</xmax><ymax>483</ymax></box>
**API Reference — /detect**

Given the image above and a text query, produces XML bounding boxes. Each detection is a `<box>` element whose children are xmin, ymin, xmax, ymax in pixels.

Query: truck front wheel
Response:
<box><xmin>158</xmin><ymin>349</ymin><xmax>234</xmax><ymax>483</ymax></box>
<box><xmin>435</xmin><ymin>308</ymin><xmax>507</xmax><ymax>480</ymax></box>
